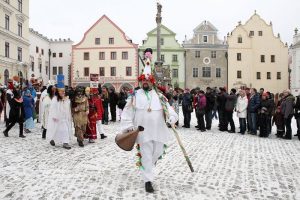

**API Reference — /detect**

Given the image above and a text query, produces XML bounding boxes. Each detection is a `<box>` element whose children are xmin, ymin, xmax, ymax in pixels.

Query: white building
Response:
<box><xmin>29</xmin><ymin>28</ymin><xmax>73</xmax><ymax>86</ymax></box>
<box><xmin>0</xmin><ymin>0</ymin><xmax>29</xmax><ymax>85</ymax></box>
<box><xmin>290</xmin><ymin>28</ymin><xmax>300</xmax><ymax>95</ymax></box>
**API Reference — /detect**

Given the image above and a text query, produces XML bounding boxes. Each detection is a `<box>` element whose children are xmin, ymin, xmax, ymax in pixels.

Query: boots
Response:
<box><xmin>77</xmin><ymin>138</ymin><xmax>84</xmax><ymax>147</ymax></box>
<box><xmin>3</xmin><ymin>130</ymin><xmax>8</xmax><ymax>137</ymax></box>
<box><xmin>100</xmin><ymin>134</ymin><xmax>107</xmax><ymax>139</ymax></box>
<box><xmin>42</xmin><ymin>129</ymin><xmax>47</xmax><ymax>139</ymax></box>
<box><xmin>19</xmin><ymin>123</ymin><xmax>26</xmax><ymax>138</ymax></box>
<box><xmin>50</xmin><ymin>140</ymin><xmax>55</xmax><ymax>146</ymax></box>
<box><xmin>145</xmin><ymin>182</ymin><xmax>154</xmax><ymax>193</ymax></box>
<box><xmin>63</xmin><ymin>143</ymin><xmax>71</xmax><ymax>150</ymax></box>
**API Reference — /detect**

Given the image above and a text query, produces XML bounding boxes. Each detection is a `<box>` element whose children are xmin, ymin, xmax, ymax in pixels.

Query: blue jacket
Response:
<box><xmin>248</xmin><ymin>93</ymin><xmax>260</xmax><ymax>113</ymax></box>
<box><xmin>23</xmin><ymin>95</ymin><xmax>34</xmax><ymax>120</ymax></box>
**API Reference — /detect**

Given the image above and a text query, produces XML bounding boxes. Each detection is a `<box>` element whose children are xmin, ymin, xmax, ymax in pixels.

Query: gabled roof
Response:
<box><xmin>74</xmin><ymin>15</ymin><xmax>137</xmax><ymax>47</ymax></box>
<box><xmin>147</xmin><ymin>24</ymin><xmax>176</xmax><ymax>36</ymax></box>
<box><xmin>193</xmin><ymin>20</ymin><xmax>218</xmax><ymax>33</ymax></box>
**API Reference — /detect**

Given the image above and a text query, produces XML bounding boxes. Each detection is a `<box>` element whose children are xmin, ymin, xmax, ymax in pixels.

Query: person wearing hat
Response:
<box><xmin>46</xmin><ymin>75</ymin><xmax>72</xmax><ymax>149</ymax></box>
<box><xmin>41</xmin><ymin>85</ymin><xmax>56</xmax><ymax>139</ymax></box>
<box><xmin>182</xmin><ymin>88</ymin><xmax>193</xmax><ymax>128</ymax></box>
<box><xmin>120</xmin><ymin>48</ymin><xmax>178</xmax><ymax>193</ymax></box>
<box><xmin>3</xmin><ymin>89</ymin><xmax>26</xmax><ymax>138</ymax></box>
<box><xmin>281</xmin><ymin>89</ymin><xmax>295</xmax><ymax>140</ymax></box>
<box><xmin>72</xmin><ymin>86</ymin><xmax>89</xmax><ymax>146</ymax></box>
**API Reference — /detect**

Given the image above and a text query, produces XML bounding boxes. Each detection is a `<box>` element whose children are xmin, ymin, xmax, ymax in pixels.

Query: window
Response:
<box><xmin>193</xmin><ymin>68</ymin><xmax>198</xmax><ymax>78</ymax></box>
<box><xmin>195</xmin><ymin>51</ymin><xmax>200</xmax><ymax>58</ymax></box>
<box><xmin>59</xmin><ymin>53</ymin><xmax>63</xmax><ymax>58</ymax></box>
<box><xmin>18</xmin><ymin>0</ymin><xmax>22</xmax><ymax>12</ymax></box>
<box><xmin>84</xmin><ymin>52</ymin><xmax>90</xmax><ymax>60</ymax></box>
<box><xmin>216</xmin><ymin>68</ymin><xmax>221</xmax><ymax>78</ymax></box>
<box><xmin>237</xmin><ymin>53</ymin><xmax>242</xmax><ymax>61</ymax></box>
<box><xmin>122</xmin><ymin>52</ymin><xmax>128</xmax><ymax>60</ymax></box>
<box><xmin>258</xmin><ymin>31</ymin><xmax>263</xmax><ymax>36</ymax></box>
<box><xmin>52</xmin><ymin>53</ymin><xmax>56</xmax><ymax>57</ymax></box>
<box><xmin>111</xmin><ymin>52</ymin><xmax>117</xmax><ymax>60</ymax></box>
<box><xmin>84</xmin><ymin>67</ymin><xmax>89</xmax><ymax>76</ymax></box>
<box><xmin>53</xmin><ymin>67</ymin><xmax>57</xmax><ymax>75</ymax></box>
<box><xmin>172</xmin><ymin>69</ymin><xmax>178</xmax><ymax>78</ymax></box>
<box><xmin>36</xmin><ymin>46</ymin><xmax>39</xmax><ymax>53</ymax></box>
<box><xmin>5</xmin><ymin>42</ymin><xmax>9</xmax><ymax>58</ymax></box>
<box><xmin>99</xmin><ymin>52</ymin><xmax>105</xmax><ymax>60</ymax></box>
<box><xmin>59</xmin><ymin>66</ymin><xmax>63</xmax><ymax>75</ymax></box>
<box><xmin>95</xmin><ymin>38</ymin><xmax>100</xmax><ymax>45</ymax></box>
<box><xmin>109</xmin><ymin>37</ymin><xmax>114</xmax><ymax>44</ymax></box>
<box><xmin>261</xmin><ymin>55</ymin><xmax>265</xmax><ymax>63</ymax></box>
<box><xmin>257</xmin><ymin>72</ymin><xmax>261</xmax><ymax>79</ymax></box>
<box><xmin>5</xmin><ymin>15</ymin><xmax>9</xmax><ymax>30</ymax></box>
<box><xmin>271</xmin><ymin>55</ymin><xmax>275</xmax><ymax>63</ymax></box>
<box><xmin>99</xmin><ymin>67</ymin><xmax>105</xmax><ymax>76</ymax></box>
<box><xmin>277</xmin><ymin>72</ymin><xmax>281</xmax><ymax>80</ymax></box>
<box><xmin>203</xmin><ymin>35</ymin><xmax>208</xmax><ymax>43</ymax></box>
<box><xmin>161</xmin><ymin>54</ymin><xmax>165</xmax><ymax>62</ymax></box>
<box><xmin>211</xmin><ymin>51</ymin><xmax>216</xmax><ymax>58</ymax></box>
<box><xmin>31</xmin><ymin>62</ymin><xmax>34</xmax><ymax>72</ymax></box>
<box><xmin>202</xmin><ymin>67</ymin><xmax>211</xmax><ymax>77</ymax></box>
<box><xmin>250</xmin><ymin>31</ymin><xmax>254</xmax><ymax>36</ymax></box>
<box><xmin>39</xmin><ymin>63</ymin><xmax>42</xmax><ymax>73</ymax></box>
<box><xmin>267</xmin><ymin>72</ymin><xmax>271</xmax><ymax>80</ymax></box>
<box><xmin>237</xmin><ymin>70</ymin><xmax>242</xmax><ymax>79</ymax></box>
<box><xmin>160</xmin><ymin>38</ymin><xmax>164</xmax><ymax>45</ymax></box>
<box><xmin>238</xmin><ymin>37</ymin><xmax>243</xmax><ymax>43</ymax></box>
<box><xmin>17</xmin><ymin>47</ymin><xmax>22</xmax><ymax>61</ymax></box>
<box><xmin>18</xmin><ymin>22</ymin><xmax>22</xmax><ymax>37</ymax></box>
<box><xmin>41</xmin><ymin>49</ymin><xmax>44</xmax><ymax>55</ymax></box>
<box><xmin>111</xmin><ymin>67</ymin><xmax>116</xmax><ymax>76</ymax></box>
<box><xmin>126</xmin><ymin>67</ymin><xmax>132</xmax><ymax>76</ymax></box>
<box><xmin>172</xmin><ymin>55</ymin><xmax>178</xmax><ymax>62</ymax></box>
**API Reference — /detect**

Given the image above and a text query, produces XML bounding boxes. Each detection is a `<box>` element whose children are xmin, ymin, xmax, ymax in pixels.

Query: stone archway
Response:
<box><xmin>4</xmin><ymin>69</ymin><xmax>9</xmax><ymax>85</ymax></box>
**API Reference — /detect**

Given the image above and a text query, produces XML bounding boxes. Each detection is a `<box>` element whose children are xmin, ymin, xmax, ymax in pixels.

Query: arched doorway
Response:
<box><xmin>119</xmin><ymin>83</ymin><xmax>133</xmax><ymax>92</ymax></box>
<box><xmin>4</xmin><ymin>69</ymin><xmax>9</xmax><ymax>85</ymax></box>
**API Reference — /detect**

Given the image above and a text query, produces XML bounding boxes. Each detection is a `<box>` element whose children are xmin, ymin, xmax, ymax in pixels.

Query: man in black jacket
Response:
<box><xmin>225</xmin><ymin>88</ymin><xmax>237</xmax><ymax>133</ymax></box>
<box><xmin>109</xmin><ymin>87</ymin><xmax>119</xmax><ymax>122</ymax></box>
<box><xmin>182</xmin><ymin>89</ymin><xmax>193</xmax><ymax>128</ymax></box>
<box><xmin>205</xmin><ymin>87</ymin><xmax>215</xmax><ymax>130</ymax></box>
<box><xmin>217</xmin><ymin>87</ymin><xmax>228</xmax><ymax>131</ymax></box>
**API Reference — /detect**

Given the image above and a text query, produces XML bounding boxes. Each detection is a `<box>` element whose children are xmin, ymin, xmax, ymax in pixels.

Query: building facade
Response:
<box><xmin>183</xmin><ymin>20</ymin><xmax>228</xmax><ymax>90</ymax></box>
<box><xmin>29</xmin><ymin>29</ymin><xmax>73</xmax><ymax>86</ymax></box>
<box><xmin>0</xmin><ymin>0</ymin><xmax>29</xmax><ymax>85</ymax></box>
<box><xmin>72</xmin><ymin>15</ymin><xmax>138</xmax><ymax>91</ymax></box>
<box><xmin>227</xmin><ymin>12</ymin><xmax>288</xmax><ymax>93</ymax></box>
<box><xmin>139</xmin><ymin>25</ymin><xmax>185</xmax><ymax>88</ymax></box>
<box><xmin>290</xmin><ymin>28</ymin><xmax>300</xmax><ymax>95</ymax></box>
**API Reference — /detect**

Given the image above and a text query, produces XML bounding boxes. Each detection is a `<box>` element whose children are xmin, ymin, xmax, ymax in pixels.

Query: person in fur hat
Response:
<box><xmin>120</xmin><ymin>48</ymin><xmax>178</xmax><ymax>193</ymax></box>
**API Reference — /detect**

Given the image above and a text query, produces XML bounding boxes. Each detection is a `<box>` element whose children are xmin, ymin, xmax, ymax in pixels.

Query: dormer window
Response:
<box><xmin>249</xmin><ymin>31</ymin><xmax>254</xmax><ymax>36</ymax></box>
<box><xmin>203</xmin><ymin>35</ymin><xmax>208</xmax><ymax>43</ymax></box>
<box><xmin>238</xmin><ymin>37</ymin><xmax>243</xmax><ymax>43</ymax></box>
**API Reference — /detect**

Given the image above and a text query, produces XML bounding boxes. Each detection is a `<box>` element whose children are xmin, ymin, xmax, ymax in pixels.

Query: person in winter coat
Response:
<box><xmin>258</xmin><ymin>93</ymin><xmax>272</xmax><ymax>137</ymax></box>
<box><xmin>196</xmin><ymin>90</ymin><xmax>207</xmax><ymax>132</ymax></box>
<box><xmin>236</xmin><ymin>90</ymin><xmax>248</xmax><ymax>134</ymax></box>
<box><xmin>272</xmin><ymin>106</ymin><xmax>285</xmax><ymax>138</ymax></box>
<box><xmin>41</xmin><ymin>85</ymin><xmax>56</xmax><ymax>139</ymax></box>
<box><xmin>225</xmin><ymin>88</ymin><xmax>237</xmax><ymax>133</ymax></box>
<box><xmin>266</xmin><ymin>92</ymin><xmax>275</xmax><ymax>135</ymax></box>
<box><xmin>205</xmin><ymin>87</ymin><xmax>215</xmax><ymax>130</ymax></box>
<box><xmin>92</xmin><ymin>88</ymin><xmax>107</xmax><ymax>140</ymax></box>
<box><xmin>23</xmin><ymin>89</ymin><xmax>35</xmax><ymax>133</ymax></box>
<box><xmin>182</xmin><ymin>89</ymin><xmax>193</xmax><ymax>128</ymax></box>
<box><xmin>281</xmin><ymin>89</ymin><xmax>295</xmax><ymax>140</ymax></box>
<box><xmin>217</xmin><ymin>87</ymin><xmax>228</xmax><ymax>131</ymax></box>
<box><xmin>248</xmin><ymin>88</ymin><xmax>260</xmax><ymax>135</ymax></box>
<box><xmin>3</xmin><ymin>89</ymin><xmax>26</xmax><ymax>138</ymax></box>
<box><xmin>109</xmin><ymin>88</ymin><xmax>119</xmax><ymax>122</ymax></box>
<box><xmin>101</xmin><ymin>86</ymin><xmax>109</xmax><ymax>125</ymax></box>
<box><xmin>294</xmin><ymin>94</ymin><xmax>300</xmax><ymax>140</ymax></box>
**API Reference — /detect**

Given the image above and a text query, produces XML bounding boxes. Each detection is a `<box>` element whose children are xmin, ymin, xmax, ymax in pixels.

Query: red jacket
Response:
<box><xmin>88</xmin><ymin>96</ymin><xmax>104</xmax><ymax>121</ymax></box>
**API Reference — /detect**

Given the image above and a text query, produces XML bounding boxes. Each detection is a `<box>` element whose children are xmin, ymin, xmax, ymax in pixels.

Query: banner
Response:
<box><xmin>90</xmin><ymin>74</ymin><xmax>99</xmax><ymax>88</ymax></box>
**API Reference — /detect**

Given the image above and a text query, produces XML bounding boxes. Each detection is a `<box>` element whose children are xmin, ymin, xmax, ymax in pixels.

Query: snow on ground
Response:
<box><xmin>0</xmin><ymin>110</ymin><xmax>300</xmax><ymax>200</ymax></box>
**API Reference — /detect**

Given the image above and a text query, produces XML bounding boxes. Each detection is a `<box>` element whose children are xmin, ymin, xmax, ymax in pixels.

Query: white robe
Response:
<box><xmin>5</xmin><ymin>89</ymin><xmax>13</xmax><ymax>118</ymax></box>
<box><xmin>121</xmin><ymin>89</ymin><xmax>178</xmax><ymax>145</ymax></box>
<box><xmin>46</xmin><ymin>96</ymin><xmax>72</xmax><ymax>144</ymax></box>
<box><xmin>41</xmin><ymin>95</ymin><xmax>52</xmax><ymax>129</ymax></box>
<box><xmin>39</xmin><ymin>90</ymin><xmax>48</xmax><ymax>123</ymax></box>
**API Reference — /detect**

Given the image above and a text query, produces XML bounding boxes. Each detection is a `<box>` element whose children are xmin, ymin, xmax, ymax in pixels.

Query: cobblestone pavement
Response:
<box><xmin>0</xmin><ymin>113</ymin><xmax>300</xmax><ymax>200</ymax></box>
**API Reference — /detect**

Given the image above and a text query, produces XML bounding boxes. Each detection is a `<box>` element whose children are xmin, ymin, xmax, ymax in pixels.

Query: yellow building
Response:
<box><xmin>0</xmin><ymin>0</ymin><xmax>29</xmax><ymax>85</ymax></box>
<box><xmin>72</xmin><ymin>15</ymin><xmax>138</xmax><ymax>91</ymax></box>
<box><xmin>227</xmin><ymin>12</ymin><xmax>288</xmax><ymax>93</ymax></box>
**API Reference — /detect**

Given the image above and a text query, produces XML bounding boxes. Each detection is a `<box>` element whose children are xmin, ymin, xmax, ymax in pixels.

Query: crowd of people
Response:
<box><xmin>0</xmin><ymin>77</ymin><xmax>130</xmax><ymax>149</ymax></box>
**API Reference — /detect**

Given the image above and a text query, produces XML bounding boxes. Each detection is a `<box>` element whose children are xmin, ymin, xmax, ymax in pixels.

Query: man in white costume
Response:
<box><xmin>46</xmin><ymin>75</ymin><xmax>72</xmax><ymax>150</ymax></box>
<box><xmin>121</xmin><ymin>48</ymin><xmax>178</xmax><ymax>193</ymax></box>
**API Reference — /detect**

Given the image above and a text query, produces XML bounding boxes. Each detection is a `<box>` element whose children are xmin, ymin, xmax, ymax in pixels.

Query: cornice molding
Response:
<box><xmin>0</xmin><ymin>28</ymin><xmax>30</xmax><ymax>46</ymax></box>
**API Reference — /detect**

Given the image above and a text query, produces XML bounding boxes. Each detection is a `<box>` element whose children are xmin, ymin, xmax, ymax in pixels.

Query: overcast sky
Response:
<box><xmin>30</xmin><ymin>0</ymin><xmax>299</xmax><ymax>45</ymax></box>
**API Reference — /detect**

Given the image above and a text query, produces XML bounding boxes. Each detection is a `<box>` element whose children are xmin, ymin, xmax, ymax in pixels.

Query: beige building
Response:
<box><xmin>0</xmin><ymin>0</ymin><xmax>29</xmax><ymax>85</ymax></box>
<box><xmin>72</xmin><ymin>15</ymin><xmax>138</xmax><ymax>91</ymax></box>
<box><xmin>227</xmin><ymin>12</ymin><xmax>288</xmax><ymax>93</ymax></box>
